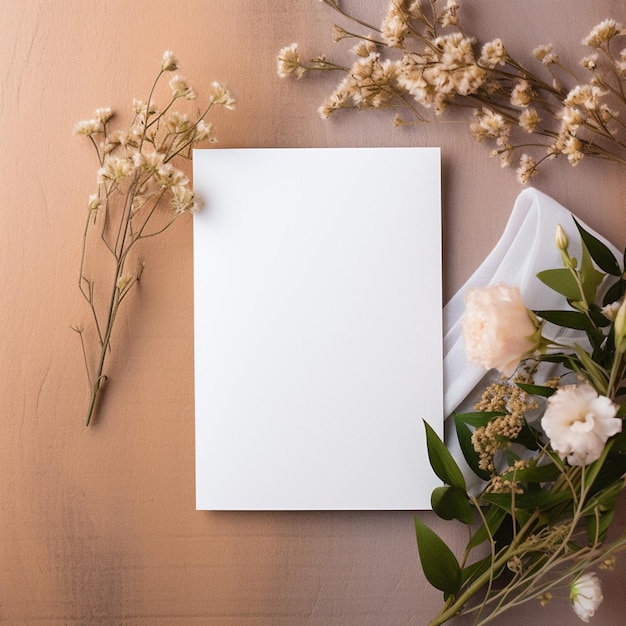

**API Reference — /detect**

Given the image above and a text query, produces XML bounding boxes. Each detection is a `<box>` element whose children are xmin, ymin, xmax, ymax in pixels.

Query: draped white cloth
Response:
<box><xmin>442</xmin><ymin>187</ymin><xmax>621</xmax><ymax>484</ymax></box>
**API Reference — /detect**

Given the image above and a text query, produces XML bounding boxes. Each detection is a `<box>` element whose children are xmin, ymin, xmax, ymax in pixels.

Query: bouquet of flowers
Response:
<box><xmin>72</xmin><ymin>52</ymin><xmax>234</xmax><ymax>426</ymax></box>
<box><xmin>278</xmin><ymin>0</ymin><xmax>626</xmax><ymax>182</ymax></box>
<box><xmin>419</xmin><ymin>220</ymin><xmax>626</xmax><ymax>624</ymax></box>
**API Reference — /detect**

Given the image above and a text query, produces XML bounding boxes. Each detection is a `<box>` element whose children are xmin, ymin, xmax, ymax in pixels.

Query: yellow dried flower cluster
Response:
<box><xmin>471</xmin><ymin>381</ymin><xmax>538</xmax><ymax>475</ymax></box>
<box><xmin>74</xmin><ymin>52</ymin><xmax>235</xmax><ymax>426</ymax></box>
<box><xmin>280</xmin><ymin>1</ymin><xmax>626</xmax><ymax>182</ymax></box>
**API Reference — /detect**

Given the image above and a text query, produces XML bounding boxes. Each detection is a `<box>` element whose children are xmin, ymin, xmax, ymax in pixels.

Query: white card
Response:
<box><xmin>193</xmin><ymin>147</ymin><xmax>442</xmax><ymax>510</ymax></box>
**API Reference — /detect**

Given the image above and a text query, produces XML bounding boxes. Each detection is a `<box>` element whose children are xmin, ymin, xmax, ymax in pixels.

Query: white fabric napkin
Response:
<box><xmin>442</xmin><ymin>187</ymin><xmax>621</xmax><ymax>480</ymax></box>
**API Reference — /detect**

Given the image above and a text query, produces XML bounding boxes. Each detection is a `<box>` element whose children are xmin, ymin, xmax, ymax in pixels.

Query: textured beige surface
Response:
<box><xmin>1</xmin><ymin>1</ymin><xmax>626</xmax><ymax>624</ymax></box>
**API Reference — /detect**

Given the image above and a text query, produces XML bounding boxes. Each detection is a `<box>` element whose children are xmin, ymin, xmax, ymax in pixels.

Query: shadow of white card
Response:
<box><xmin>193</xmin><ymin>147</ymin><xmax>442</xmax><ymax>510</ymax></box>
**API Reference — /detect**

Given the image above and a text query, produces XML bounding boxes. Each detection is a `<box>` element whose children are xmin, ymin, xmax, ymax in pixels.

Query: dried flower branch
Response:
<box><xmin>73</xmin><ymin>51</ymin><xmax>235</xmax><ymax>426</ymax></box>
<box><xmin>279</xmin><ymin>1</ymin><xmax>626</xmax><ymax>181</ymax></box>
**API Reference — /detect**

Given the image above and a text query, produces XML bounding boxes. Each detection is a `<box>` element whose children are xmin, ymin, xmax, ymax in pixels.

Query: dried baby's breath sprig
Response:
<box><xmin>73</xmin><ymin>52</ymin><xmax>235</xmax><ymax>427</ymax></box>
<box><xmin>280</xmin><ymin>1</ymin><xmax>626</xmax><ymax>181</ymax></box>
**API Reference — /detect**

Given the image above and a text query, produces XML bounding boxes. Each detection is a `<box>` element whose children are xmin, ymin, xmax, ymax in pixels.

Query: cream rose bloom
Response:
<box><xmin>542</xmin><ymin>384</ymin><xmax>621</xmax><ymax>466</ymax></box>
<box><xmin>570</xmin><ymin>572</ymin><xmax>603</xmax><ymax>623</ymax></box>
<box><xmin>462</xmin><ymin>284</ymin><xmax>542</xmax><ymax>377</ymax></box>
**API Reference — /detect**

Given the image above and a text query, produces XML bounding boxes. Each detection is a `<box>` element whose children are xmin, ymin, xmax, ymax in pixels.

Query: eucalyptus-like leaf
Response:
<box><xmin>431</xmin><ymin>486</ymin><xmax>474</xmax><ymax>524</ymax></box>
<box><xmin>536</xmin><ymin>268</ymin><xmax>581</xmax><ymax>301</ymax></box>
<box><xmin>424</xmin><ymin>420</ymin><xmax>466</xmax><ymax>491</ymax></box>
<box><xmin>414</xmin><ymin>516</ymin><xmax>462</xmax><ymax>594</ymax></box>
<box><xmin>574</xmin><ymin>217</ymin><xmax>622</xmax><ymax>276</ymax></box>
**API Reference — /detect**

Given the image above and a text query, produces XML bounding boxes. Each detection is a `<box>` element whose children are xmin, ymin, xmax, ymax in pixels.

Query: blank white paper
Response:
<box><xmin>193</xmin><ymin>147</ymin><xmax>442</xmax><ymax>510</ymax></box>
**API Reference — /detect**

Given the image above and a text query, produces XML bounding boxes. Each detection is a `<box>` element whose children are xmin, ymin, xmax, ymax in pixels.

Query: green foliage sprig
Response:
<box><xmin>419</xmin><ymin>221</ymin><xmax>626</xmax><ymax>624</ymax></box>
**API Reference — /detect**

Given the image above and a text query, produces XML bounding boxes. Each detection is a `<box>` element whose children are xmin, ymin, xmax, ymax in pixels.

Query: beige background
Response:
<box><xmin>2</xmin><ymin>1</ymin><xmax>626</xmax><ymax>624</ymax></box>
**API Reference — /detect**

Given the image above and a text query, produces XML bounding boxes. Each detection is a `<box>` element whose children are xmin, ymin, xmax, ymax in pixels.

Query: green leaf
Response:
<box><xmin>512</xmin><ymin>423</ymin><xmax>540</xmax><ymax>451</ymax></box>
<box><xmin>452</xmin><ymin>411</ymin><xmax>505</xmax><ymax>427</ymax></box>
<box><xmin>536</xmin><ymin>268</ymin><xmax>581</xmax><ymax>300</ymax></box>
<box><xmin>535</xmin><ymin>310</ymin><xmax>594</xmax><ymax>331</ymax></box>
<box><xmin>414</xmin><ymin>516</ymin><xmax>462</xmax><ymax>594</ymax></box>
<box><xmin>583</xmin><ymin>479</ymin><xmax>625</xmax><ymax>544</ymax></box>
<box><xmin>453</xmin><ymin>415</ymin><xmax>491</xmax><ymax>481</ymax></box>
<box><xmin>515</xmin><ymin>382</ymin><xmax>556</xmax><ymax>398</ymax></box>
<box><xmin>574</xmin><ymin>344</ymin><xmax>609</xmax><ymax>394</ymax></box>
<box><xmin>583</xmin><ymin>478</ymin><xmax>626</xmax><ymax>515</ymax></box>
<box><xmin>585</xmin><ymin>505</ymin><xmax>617</xmax><ymax>545</ymax></box>
<box><xmin>424</xmin><ymin>420</ymin><xmax>466</xmax><ymax>491</ymax></box>
<box><xmin>501</xmin><ymin>463</ymin><xmax>561</xmax><ymax>484</ymax></box>
<box><xmin>461</xmin><ymin>555</ymin><xmax>492</xmax><ymax>586</ymax></box>
<box><xmin>467</xmin><ymin>506</ymin><xmax>507</xmax><ymax>550</ymax></box>
<box><xmin>431</xmin><ymin>486</ymin><xmax>474</xmax><ymax>525</ymax></box>
<box><xmin>574</xmin><ymin>217</ymin><xmax>622</xmax><ymax>276</ymax></box>
<box><xmin>580</xmin><ymin>241</ymin><xmax>606</xmax><ymax>304</ymax></box>
<box><xmin>603</xmin><ymin>278</ymin><xmax>626</xmax><ymax>307</ymax></box>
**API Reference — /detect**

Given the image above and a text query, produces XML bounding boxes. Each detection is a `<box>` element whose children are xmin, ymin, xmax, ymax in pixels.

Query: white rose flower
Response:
<box><xmin>462</xmin><ymin>284</ymin><xmax>542</xmax><ymax>377</ymax></box>
<box><xmin>570</xmin><ymin>571</ymin><xmax>603</xmax><ymax>622</ymax></box>
<box><xmin>542</xmin><ymin>384</ymin><xmax>621</xmax><ymax>466</ymax></box>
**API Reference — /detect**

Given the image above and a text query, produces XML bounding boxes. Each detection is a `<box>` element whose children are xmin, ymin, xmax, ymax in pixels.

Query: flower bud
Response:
<box><xmin>614</xmin><ymin>297</ymin><xmax>626</xmax><ymax>353</ymax></box>
<box><xmin>555</xmin><ymin>224</ymin><xmax>569</xmax><ymax>251</ymax></box>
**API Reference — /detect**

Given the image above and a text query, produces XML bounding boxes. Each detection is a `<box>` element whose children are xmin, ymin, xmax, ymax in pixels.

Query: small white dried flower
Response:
<box><xmin>73</xmin><ymin>119</ymin><xmax>102</xmax><ymax>136</ymax></box>
<box><xmin>169</xmin><ymin>74</ymin><xmax>196</xmax><ymax>100</ymax></box>
<box><xmin>132</xmin><ymin>150</ymin><xmax>164</xmax><ymax>171</ymax></box>
<box><xmin>563</xmin><ymin>135</ymin><xmax>584</xmax><ymax>165</ymax></box>
<box><xmin>470</xmin><ymin>108</ymin><xmax>510</xmax><ymax>146</ymax></box>
<box><xmin>210</xmin><ymin>81</ymin><xmax>236</xmax><ymax>109</ymax></box>
<box><xmin>156</xmin><ymin>164</ymin><xmax>188</xmax><ymax>188</ymax></box>
<box><xmin>438</xmin><ymin>0</ymin><xmax>459</xmax><ymax>28</ymax></box>
<box><xmin>516</xmin><ymin>154</ymin><xmax>538</xmax><ymax>184</ymax></box>
<box><xmin>277</xmin><ymin>43</ymin><xmax>306</xmax><ymax>78</ymax></box>
<box><xmin>382</xmin><ymin>4</ymin><xmax>409</xmax><ymax>48</ymax></box>
<box><xmin>582</xmin><ymin>19</ymin><xmax>623</xmax><ymax>48</ymax></box>
<box><xmin>94</xmin><ymin>107</ymin><xmax>113</xmax><ymax>124</ymax></box>
<box><xmin>161</xmin><ymin>50</ymin><xmax>179</xmax><ymax>72</ymax></box>
<box><xmin>194</xmin><ymin>120</ymin><xmax>217</xmax><ymax>143</ymax></box>
<box><xmin>565</xmin><ymin>84</ymin><xmax>607</xmax><ymax>110</ymax></box>
<box><xmin>166</xmin><ymin>112</ymin><xmax>193</xmax><ymax>136</ymax></box>
<box><xmin>480</xmin><ymin>39</ymin><xmax>507</xmax><ymax>68</ymax></box>
<box><xmin>332</xmin><ymin>24</ymin><xmax>351</xmax><ymax>42</ymax></box>
<box><xmin>519</xmin><ymin>107</ymin><xmax>540</xmax><ymax>132</ymax></box>
<box><xmin>533</xmin><ymin>44</ymin><xmax>558</xmax><ymax>65</ymax></box>
<box><xmin>87</xmin><ymin>194</ymin><xmax>101</xmax><ymax>212</ymax></box>
<box><xmin>581</xmin><ymin>54</ymin><xmax>598</xmax><ymax>70</ymax></box>
<box><xmin>170</xmin><ymin>185</ymin><xmax>202</xmax><ymax>214</ymax></box>
<box><xmin>352</xmin><ymin>40</ymin><xmax>377</xmax><ymax>58</ymax></box>
<box><xmin>97</xmin><ymin>156</ymin><xmax>134</xmax><ymax>183</ymax></box>
<box><xmin>510</xmin><ymin>80</ymin><xmax>532</xmax><ymax>107</ymax></box>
